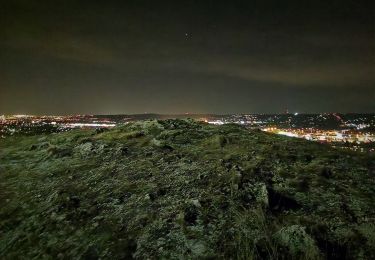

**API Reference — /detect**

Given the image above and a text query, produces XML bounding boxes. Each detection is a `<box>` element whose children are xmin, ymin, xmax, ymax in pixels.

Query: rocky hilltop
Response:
<box><xmin>1</xmin><ymin>119</ymin><xmax>374</xmax><ymax>259</ymax></box>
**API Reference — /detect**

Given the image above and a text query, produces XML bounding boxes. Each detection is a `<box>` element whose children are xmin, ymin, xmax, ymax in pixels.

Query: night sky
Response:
<box><xmin>1</xmin><ymin>0</ymin><xmax>374</xmax><ymax>115</ymax></box>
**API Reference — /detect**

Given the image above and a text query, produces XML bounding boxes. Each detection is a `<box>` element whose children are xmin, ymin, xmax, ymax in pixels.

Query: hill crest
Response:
<box><xmin>1</xmin><ymin>119</ymin><xmax>374</xmax><ymax>259</ymax></box>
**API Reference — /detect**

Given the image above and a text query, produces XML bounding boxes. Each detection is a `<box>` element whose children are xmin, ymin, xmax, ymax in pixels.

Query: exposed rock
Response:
<box><xmin>75</xmin><ymin>142</ymin><xmax>94</xmax><ymax>157</ymax></box>
<box><xmin>254</xmin><ymin>183</ymin><xmax>269</xmax><ymax>207</ymax></box>
<box><xmin>273</xmin><ymin>225</ymin><xmax>319</xmax><ymax>258</ymax></box>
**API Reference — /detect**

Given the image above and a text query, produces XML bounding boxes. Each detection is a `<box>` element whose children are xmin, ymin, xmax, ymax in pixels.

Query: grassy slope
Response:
<box><xmin>0</xmin><ymin>119</ymin><xmax>374</xmax><ymax>259</ymax></box>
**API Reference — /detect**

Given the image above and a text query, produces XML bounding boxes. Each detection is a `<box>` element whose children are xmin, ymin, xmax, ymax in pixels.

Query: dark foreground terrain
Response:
<box><xmin>1</xmin><ymin>119</ymin><xmax>374</xmax><ymax>259</ymax></box>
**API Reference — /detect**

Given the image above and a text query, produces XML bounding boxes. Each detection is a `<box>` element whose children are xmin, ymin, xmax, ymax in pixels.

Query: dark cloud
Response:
<box><xmin>0</xmin><ymin>0</ymin><xmax>374</xmax><ymax>114</ymax></box>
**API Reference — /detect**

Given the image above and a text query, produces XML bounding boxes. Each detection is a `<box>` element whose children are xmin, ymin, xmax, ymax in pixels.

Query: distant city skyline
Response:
<box><xmin>1</xmin><ymin>1</ymin><xmax>374</xmax><ymax>114</ymax></box>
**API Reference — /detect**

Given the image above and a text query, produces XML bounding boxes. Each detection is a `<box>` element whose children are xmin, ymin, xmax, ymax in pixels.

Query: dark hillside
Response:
<box><xmin>1</xmin><ymin>119</ymin><xmax>374</xmax><ymax>259</ymax></box>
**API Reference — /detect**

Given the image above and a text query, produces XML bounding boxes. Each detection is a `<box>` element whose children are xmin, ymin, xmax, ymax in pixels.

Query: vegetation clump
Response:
<box><xmin>0</xmin><ymin>119</ymin><xmax>374</xmax><ymax>259</ymax></box>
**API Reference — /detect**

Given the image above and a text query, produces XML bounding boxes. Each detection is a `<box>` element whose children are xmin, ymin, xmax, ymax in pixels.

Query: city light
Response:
<box><xmin>1</xmin><ymin>113</ymin><xmax>374</xmax><ymax>152</ymax></box>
